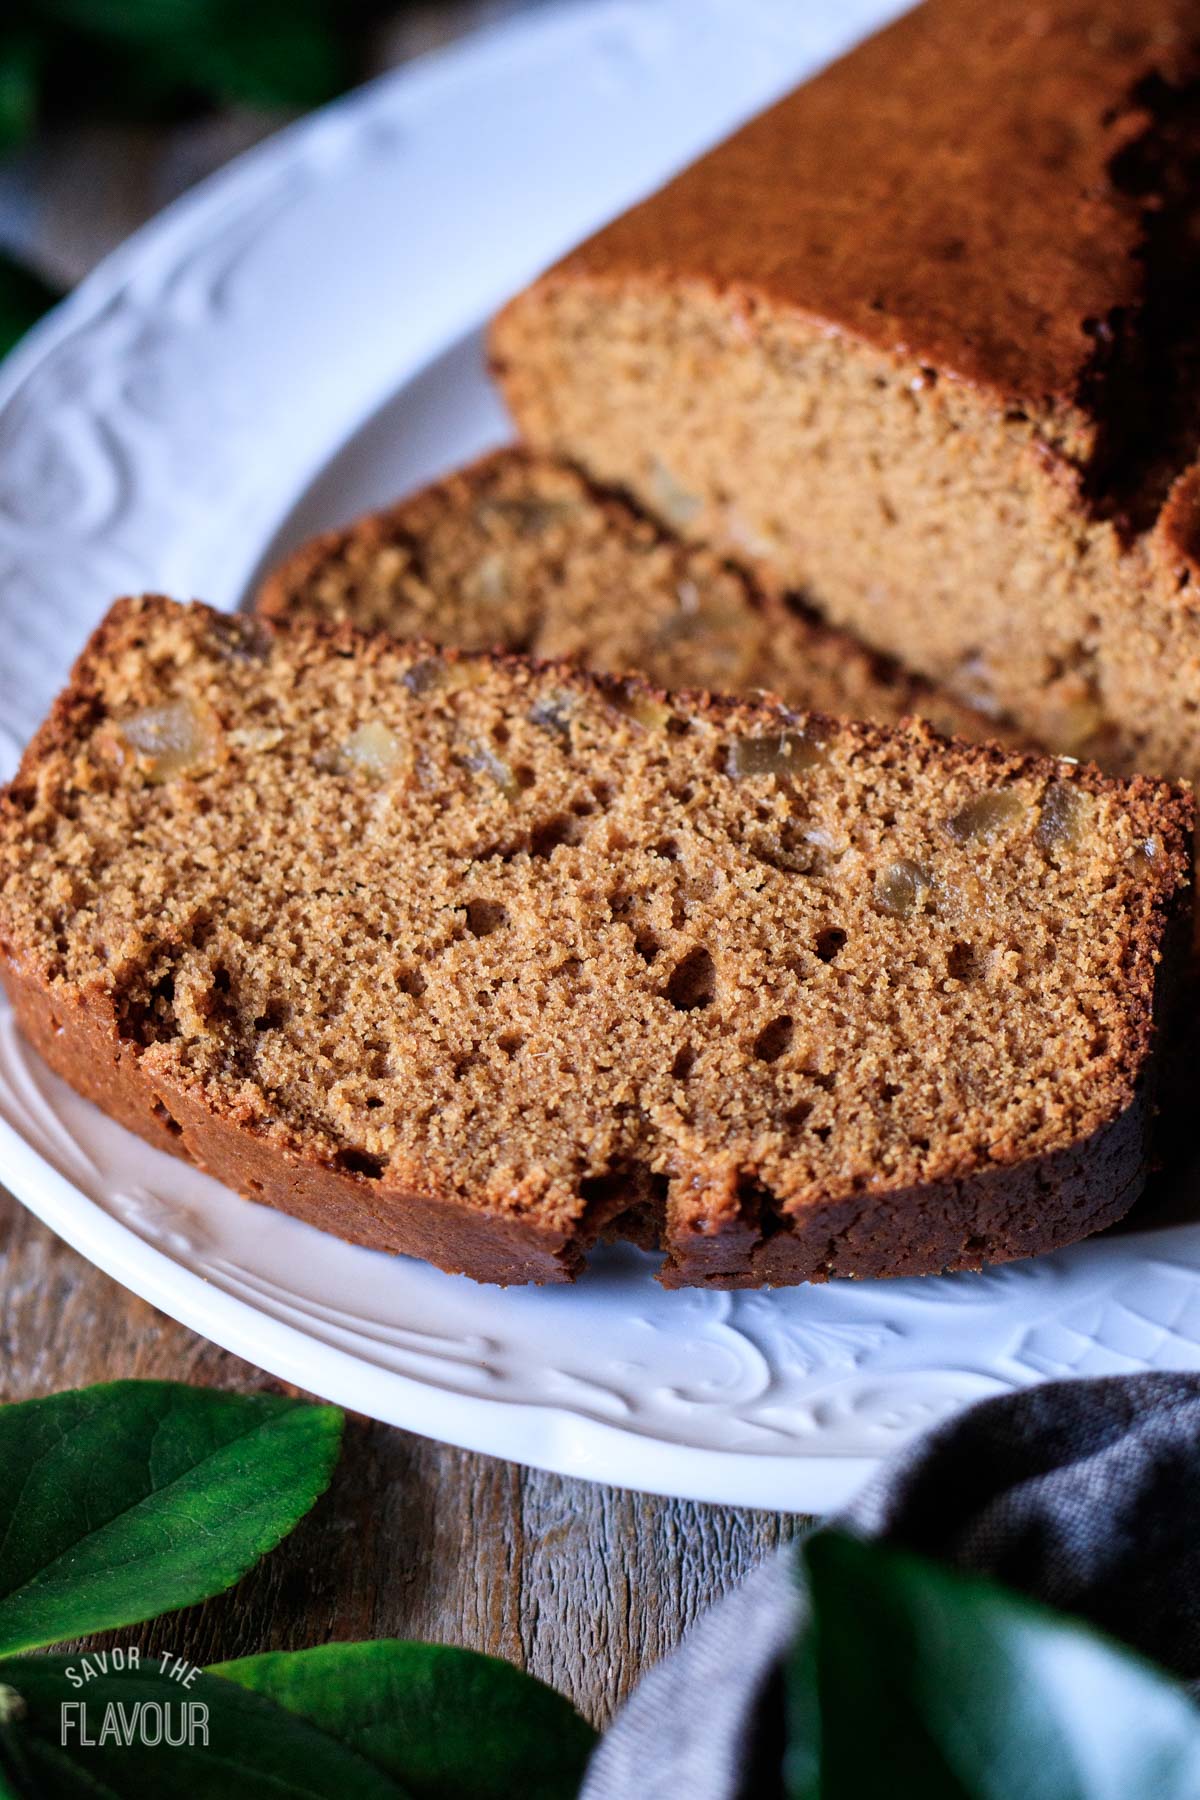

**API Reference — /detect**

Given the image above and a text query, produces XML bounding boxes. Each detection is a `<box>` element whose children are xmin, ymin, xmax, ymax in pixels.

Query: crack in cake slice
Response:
<box><xmin>257</xmin><ymin>447</ymin><xmax>1023</xmax><ymax>748</ymax></box>
<box><xmin>0</xmin><ymin>596</ymin><xmax>1190</xmax><ymax>1287</ymax></box>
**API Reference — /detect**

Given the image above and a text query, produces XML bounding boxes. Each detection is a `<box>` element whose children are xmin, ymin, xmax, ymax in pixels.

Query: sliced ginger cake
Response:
<box><xmin>0</xmin><ymin>596</ymin><xmax>1189</xmax><ymax>1286</ymax></box>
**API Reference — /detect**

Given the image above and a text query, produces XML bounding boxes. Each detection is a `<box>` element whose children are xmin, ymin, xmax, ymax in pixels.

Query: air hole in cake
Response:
<box><xmin>785</xmin><ymin>1098</ymin><xmax>813</xmax><ymax>1129</ymax></box>
<box><xmin>814</xmin><ymin>927</ymin><xmax>847</xmax><ymax>962</ymax></box>
<box><xmin>735</xmin><ymin>1172</ymin><xmax>777</xmax><ymax>1228</ymax></box>
<box><xmin>115</xmin><ymin>969</ymin><xmax>179</xmax><ymax>1047</ymax></box>
<box><xmin>151</xmin><ymin>1097</ymin><xmax>183</xmax><ymax>1137</ymax></box>
<box><xmin>753</xmin><ymin>1015</ymin><xmax>793</xmax><ymax>1062</ymax></box>
<box><xmin>579</xmin><ymin>1160</ymin><xmax>670</xmax><ymax>1245</ymax></box>
<box><xmin>879</xmin><ymin>1081</ymin><xmax>902</xmax><ymax>1103</ymax></box>
<box><xmin>947</xmin><ymin>941</ymin><xmax>979</xmax><ymax>982</ymax></box>
<box><xmin>514</xmin><ymin>763</ymin><xmax>536</xmax><ymax>790</ymax></box>
<box><xmin>530</xmin><ymin>814</ymin><xmax>583</xmax><ymax>857</ymax></box>
<box><xmin>665</xmin><ymin>946</ymin><xmax>716</xmax><ymax>1012</ymax></box>
<box><xmin>813</xmin><ymin>1124</ymin><xmax>832</xmax><ymax>1143</ymax></box>
<box><xmin>246</xmin><ymin>1177</ymin><xmax>264</xmax><ymax>1195</ymax></box>
<box><xmin>253</xmin><ymin>1005</ymin><xmax>285</xmax><ymax>1032</ymax></box>
<box><xmin>336</xmin><ymin>1148</ymin><xmax>385</xmax><ymax>1181</ymax></box>
<box><xmin>498</xmin><ymin>1032</ymin><xmax>524</xmax><ymax>1058</ymax></box>
<box><xmin>465</xmin><ymin>899</ymin><xmax>508</xmax><ymax>936</ymax></box>
<box><xmin>671</xmin><ymin>1043</ymin><xmax>696</xmax><ymax>1081</ymax></box>
<box><xmin>634</xmin><ymin>932</ymin><xmax>660</xmax><ymax>965</ymax></box>
<box><xmin>750</xmin><ymin>830</ymin><xmax>815</xmax><ymax>876</ymax></box>
<box><xmin>365</xmin><ymin>1096</ymin><xmax>383</xmax><ymax>1110</ymax></box>
<box><xmin>655</xmin><ymin>837</ymin><xmax>681</xmax><ymax>862</ymax></box>
<box><xmin>398</xmin><ymin>967</ymin><xmax>427</xmax><ymax>997</ymax></box>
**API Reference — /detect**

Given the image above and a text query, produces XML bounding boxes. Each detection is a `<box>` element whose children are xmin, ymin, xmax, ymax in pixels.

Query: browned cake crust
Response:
<box><xmin>258</xmin><ymin>446</ymin><xmax>1025</xmax><ymax>748</ymax></box>
<box><xmin>490</xmin><ymin>0</ymin><xmax>1200</xmax><ymax>789</ymax></box>
<box><xmin>0</xmin><ymin>597</ymin><xmax>1190</xmax><ymax>1287</ymax></box>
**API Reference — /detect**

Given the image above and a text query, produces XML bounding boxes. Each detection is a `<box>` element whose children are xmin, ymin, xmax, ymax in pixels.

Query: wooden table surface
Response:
<box><xmin>0</xmin><ymin>0</ymin><xmax>805</xmax><ymax>1731</ymax></box>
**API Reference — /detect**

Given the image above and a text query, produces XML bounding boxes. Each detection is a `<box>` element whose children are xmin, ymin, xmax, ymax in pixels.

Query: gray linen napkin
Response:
<box><xmin>582</xmin><ymin>1373</ymin><xmax>1200</xmax><ymax>1800</ymax></box>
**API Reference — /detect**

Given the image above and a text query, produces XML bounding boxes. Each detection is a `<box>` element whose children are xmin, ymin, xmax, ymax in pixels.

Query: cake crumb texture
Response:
<box><xmin>258</xmin><ymin>447</ymin><xmax>1022</xmax><ymax>748</ymax></box>
<box><xmin>0</xmin><ymin>597</ymin><xmax>1190</xmax><ymax>1285</ymax></box>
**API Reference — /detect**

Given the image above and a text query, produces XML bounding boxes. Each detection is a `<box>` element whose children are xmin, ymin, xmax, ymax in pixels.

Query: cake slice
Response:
<box><xmin>258</xmin><ymin>447</ymin><xmax>1019</xmax><ymax>747</ymax></box>
<box><xmin>0</xmin><ymin>596</ymin><xmax>1189</xmax><ymax>1287</ymax></box>
<box><xmin>490</xmin><ymin>0</ymin><xmax>1200</xmax><ymax>786</ymax></box>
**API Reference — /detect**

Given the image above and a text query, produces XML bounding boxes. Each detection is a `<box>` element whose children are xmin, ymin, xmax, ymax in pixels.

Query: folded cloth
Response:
<box><xmin>582</xmin><ymin>1373</ymin><xmax>1200</xmax><ymax>1800</ymax></box>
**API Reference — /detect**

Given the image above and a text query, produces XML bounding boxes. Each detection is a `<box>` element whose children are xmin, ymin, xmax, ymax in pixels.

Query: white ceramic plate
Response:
<box><xmin>3</xmin><ymin>0</ymin><xmax>1200</xmax><ymax>1511</ymax></box>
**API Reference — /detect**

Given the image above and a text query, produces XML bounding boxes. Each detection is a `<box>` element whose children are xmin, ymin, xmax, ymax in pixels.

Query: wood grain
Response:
<box><xmin>0</xmin><ymin>1181</ymin><xmax>806</xmax><ymax>1725</ymax></box>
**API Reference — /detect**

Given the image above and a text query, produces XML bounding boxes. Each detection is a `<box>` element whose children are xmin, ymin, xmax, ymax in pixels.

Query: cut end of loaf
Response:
<box><xmin>0</xmin><ymin>596</ymin><xmax>1191</xmax><ymax>1286</ymax></box>
<box><xmin>256</xmin><ymin>445</ymin><xmax>1026</xmax><ymax>750</ymax></box>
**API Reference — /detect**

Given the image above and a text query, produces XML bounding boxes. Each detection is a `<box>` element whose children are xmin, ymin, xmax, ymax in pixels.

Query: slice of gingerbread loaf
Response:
<box><xmin>257</xmin><ymin>447</ymin><xmax>1020</xmax><ymax>749</ymax></box>
<box><xmin>491</xmin><ymin>0</ymin><xmax>1200</xmax><ymax>785</ymax></box>
<box><xmin>0</xmin><ymin>596</ymin><xmax>1190</xmax><ymax>1287</ymax></box>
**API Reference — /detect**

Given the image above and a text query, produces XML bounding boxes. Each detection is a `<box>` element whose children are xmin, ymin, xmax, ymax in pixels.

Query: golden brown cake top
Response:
<box><xmin>524</xmin><ymin>0</ymin><xmax>1200</xmax><ymax>461</ymax></box>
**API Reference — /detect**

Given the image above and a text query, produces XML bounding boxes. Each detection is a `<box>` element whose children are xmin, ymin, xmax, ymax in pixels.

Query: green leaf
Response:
<box><xmin>214</xmin><ymin>1640</ymin><xmax>598</xmax><ymax>1800</ymax></box>
<box><xmin>0</xmin><ymin>1658</ymin><xmax>403</xmax><ymax>1798</ymax></box>
<box><xmin>787</xmin><ymin>1530</ymin><xmax>1200</xmax><ymax>1800</ymax></box>
<box><xmin>0</xmin><ymin>37</ymin><xmax>40</xmax><ymax>153</ymax></box>
<box><xmin>0</xmin><ymin>253</ymin><xmax>59</xmax><ymax>360</ymax></box>
<box><xmin>0</xmin><ymin>1381</ymin><xmax>342</xmax><ymax>1655</ymax></box>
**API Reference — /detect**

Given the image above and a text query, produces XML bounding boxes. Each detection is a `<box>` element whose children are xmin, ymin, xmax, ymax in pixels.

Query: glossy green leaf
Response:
<box><xmin>786</xmin><ymin>1530</ymin><xmax>1200</xmax><ymax>1800</ymax></box>
<box><xmin>0</xmin><ymin>1382</ymin><xmax>342</xmax><ymax>1655</ymax></box>
<box><xmin>0</xmin><ymin>253</ymin><xmax>59</xmax><ymax>359</ymax></box>
<box><xmin>214</xmin><ymin>1639</ymin><xmax>598</xmax><ymax>1800</ymax></box>
<box><xmin>0</xmin><ymin>1658</ymin><xmax>403</xmax><ymax>1798</ymax></box>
